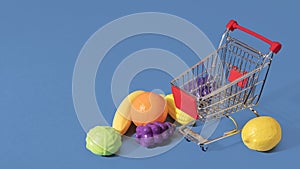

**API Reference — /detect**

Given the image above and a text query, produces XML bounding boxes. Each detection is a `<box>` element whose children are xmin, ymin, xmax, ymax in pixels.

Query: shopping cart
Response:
<box><xmin>171</xmin><ymin>20</ymin><xmax>281</xmax><ymax>151</ymax></box>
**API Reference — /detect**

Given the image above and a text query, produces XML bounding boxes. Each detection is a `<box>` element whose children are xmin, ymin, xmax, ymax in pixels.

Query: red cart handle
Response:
<box><xmin>226</xmin><ymin>20</ymin><xmax>281</xmax><ymax>54</ymax></box>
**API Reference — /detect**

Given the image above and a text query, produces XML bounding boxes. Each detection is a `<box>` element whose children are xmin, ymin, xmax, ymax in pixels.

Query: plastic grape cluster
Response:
<box><xmin>136</xmin><ymin>122</ymin><xmax>175</xmax><ymax>147</ymax></box>
<box><xmin>183</xmin><ymin>76</ymin><xmax>214</xmax><ymax>97</ymax></box>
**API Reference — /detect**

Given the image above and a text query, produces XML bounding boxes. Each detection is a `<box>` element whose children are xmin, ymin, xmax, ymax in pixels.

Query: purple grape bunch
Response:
<box><xmin>183</xmin><ymin>76</ymin><xmax>214</xmax><ymax>97</ymax></box>
<box><xmin>136</xmin><ymin>122</ymin><xmax>175</xmax><ymax>147</ymax></box>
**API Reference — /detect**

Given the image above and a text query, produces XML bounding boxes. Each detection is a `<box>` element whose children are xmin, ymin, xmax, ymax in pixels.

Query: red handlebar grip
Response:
<box><xmin>226</xmin><ymin>20</ymin><xmax>282</xmax><ymax>54</ymax></box>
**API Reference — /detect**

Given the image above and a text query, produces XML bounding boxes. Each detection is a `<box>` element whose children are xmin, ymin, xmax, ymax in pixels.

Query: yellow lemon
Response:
<box><xmin>241</xmin><ymin>116</ymin><xmax>282</xmax><ymax>151</ymax></box>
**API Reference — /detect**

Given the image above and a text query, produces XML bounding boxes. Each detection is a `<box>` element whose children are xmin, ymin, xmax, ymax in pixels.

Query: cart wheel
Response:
<box><xmin>185</xmin><ymin>137</ymin><xmax>191</xmax><ymax>142</ymax></box>
<box><xmin>200</xmin><ymin>144</ymin><xmax>208</xmax><ymax>152</ymax></box>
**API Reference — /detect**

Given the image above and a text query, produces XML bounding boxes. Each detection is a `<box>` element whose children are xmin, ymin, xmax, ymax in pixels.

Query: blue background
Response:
<box><xmin>1</xmin><ymin>0</ymin><xmax>299</xmax><ymax>168</ymax></box>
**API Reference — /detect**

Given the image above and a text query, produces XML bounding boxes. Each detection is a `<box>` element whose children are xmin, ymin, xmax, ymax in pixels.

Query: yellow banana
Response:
<box><xmin>112</xmin><ymin>90</ymin><xmax>145</xmax><ymax>135</ymax></box>
<box><xmin>165</xmin><ymin>94</ymin><xmax>194</xmax><ymax>125</ymax></box>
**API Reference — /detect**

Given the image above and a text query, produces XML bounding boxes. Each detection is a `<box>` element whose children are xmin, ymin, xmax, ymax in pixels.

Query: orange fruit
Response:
<box><xmin>131</xmin><ymin>92</ymin><xmax>168</xmax><ymax>126</ymax></box>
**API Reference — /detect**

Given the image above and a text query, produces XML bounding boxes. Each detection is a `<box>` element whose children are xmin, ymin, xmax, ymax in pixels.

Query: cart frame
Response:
<box><xmin>171</xmin><ymin>20</ymin><xmax>281</xmax><ymax>151</ymax></box>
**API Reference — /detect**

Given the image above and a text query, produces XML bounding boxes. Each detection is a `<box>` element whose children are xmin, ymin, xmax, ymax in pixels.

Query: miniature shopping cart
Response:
<box><xmin>171</xmin><ymin>20</ymin><xmax>281</xmax><ymax>151</ymax></box>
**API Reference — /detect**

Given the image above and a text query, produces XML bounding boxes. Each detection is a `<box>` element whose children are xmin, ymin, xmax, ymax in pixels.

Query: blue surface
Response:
<box><xmin>1</xmin><ymin>0</ymin><xmax>299</xmax><ymax>168</ymax></box>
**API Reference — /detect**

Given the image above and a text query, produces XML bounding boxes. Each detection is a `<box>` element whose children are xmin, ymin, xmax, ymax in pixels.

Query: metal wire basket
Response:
<box><xmin>171</xmin><ymin>20</ymin><xmax>281</xmax><ymax>151</ymax></box>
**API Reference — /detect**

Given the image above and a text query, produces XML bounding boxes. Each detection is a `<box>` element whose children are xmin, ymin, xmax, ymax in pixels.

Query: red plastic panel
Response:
<box><xmin>171</xmin><ymin>86</ymin><xmax>198</xmax><ymax>119</ymax></box>
<box><xmin>228</xmin><ymin>66</ymin><xmax>248</xmax><ymax>88</ymax></box>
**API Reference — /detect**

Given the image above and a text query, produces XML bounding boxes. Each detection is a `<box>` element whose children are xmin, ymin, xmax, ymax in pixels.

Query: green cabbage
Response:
<box><xmin>86</xmin><ymin>126</ymin><xmax>122</xmax><ymax>156</ymax></box>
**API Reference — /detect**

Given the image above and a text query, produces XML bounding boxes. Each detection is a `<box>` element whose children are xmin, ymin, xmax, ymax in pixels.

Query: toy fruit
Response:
<box><xmin>131</xmin><ymin>92</ymin><xmax>168</xmax><ymax>126</ymax></box>
<box><xmin>183</xmin><ymin>76</ymin><xmax>207</xmax><ymax>92</ymax></box>
<box><xmin>86</xmin><ymin>126</ymin><xmax>122</xmax><ymax>156</ymax></box>
<box><xmin>112</xmin><ymin>90</ymin><xmax>145</xmax><ymax>134</ymax></box>
<box><xmin>183</xmin><ymin>76</ymin><xmax>212</xmax><ymax>96</ymax></box>
<box><xmin>241</xmin><ymin>116</ymin><xmax>282</xmax><ymax>151</ymax></box>
<box><xmin>136</xmin><ymin>122</ymin><xmax>175</xmax><ymax>147</ymax></box>
<box><xmin>165</xmin><ymin>94</ymin><xmax>194</xmax><ymax>125</ymax></box>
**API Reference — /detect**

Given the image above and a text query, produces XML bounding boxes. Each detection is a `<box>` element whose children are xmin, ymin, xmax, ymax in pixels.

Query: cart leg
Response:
<box><xmin>199</xmin><ymin>115</ymin><xmax>241</xmax><ymax>145</ymax></box>
<box><xmin>200</xmin><ymin>144</ymin><xmax>208</xmax><ymax>152</ymax></box>
<box><xmin>249</xmin><ymin>107</ymin><xmax>260</xmax><ymax>117</ymax></box>
<box><xmin>224</xmin><ymin>115</ymin><xmax>239</xmax><ymax>135</ymax></box>
<box><xmin>185</xmin><ymin>137</ymin><xmax>191</xmax><ymax>142</ymax></box>
<box><xmin>178</xmin><ymin>117</ymin><xmax>241</xmax><ymax>151</ymax></box>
